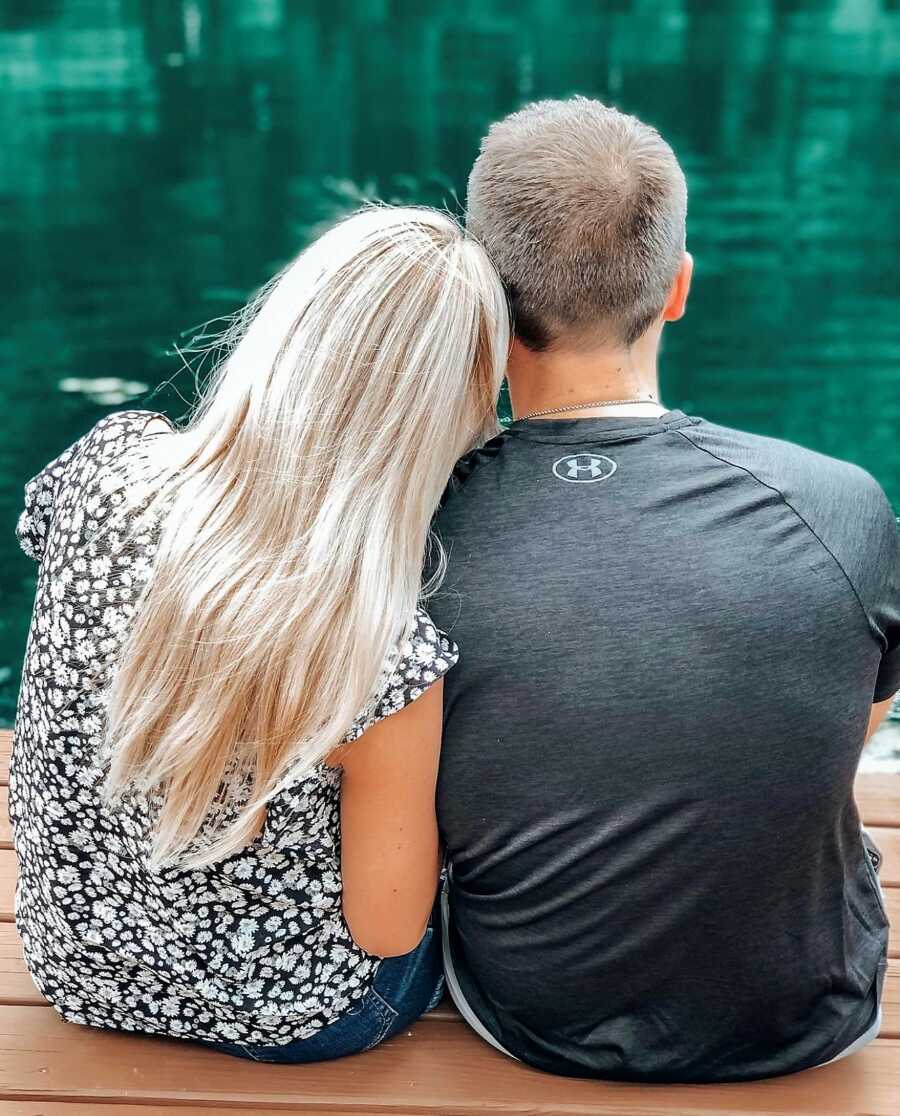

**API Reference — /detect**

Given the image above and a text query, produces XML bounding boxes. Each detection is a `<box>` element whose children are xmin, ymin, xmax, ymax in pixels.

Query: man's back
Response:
<box><xmin>431</xmin><ymin>410</ymin><xmax>898</xmax><ymax>1082</ymax></box>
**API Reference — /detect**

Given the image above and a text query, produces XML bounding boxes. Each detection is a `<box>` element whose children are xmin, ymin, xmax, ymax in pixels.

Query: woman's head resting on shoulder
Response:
<box><xmin>104</xmin><ymin>205</ymin><xmax>510</xmax><ymax>869</ymax></box>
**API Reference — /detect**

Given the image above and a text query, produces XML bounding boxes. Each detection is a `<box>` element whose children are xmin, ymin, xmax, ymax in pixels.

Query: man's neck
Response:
<box><xmin>506</xmin><ymin>329</ymin><xmax>664</xmax><ymax>420</ymax></box>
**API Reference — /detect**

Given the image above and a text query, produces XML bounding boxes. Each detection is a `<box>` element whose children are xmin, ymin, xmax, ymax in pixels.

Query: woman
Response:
<box><xmin>11</xmin><ymin>206</ymin><xmax>509</xmax><ymax>1062</ymax></box>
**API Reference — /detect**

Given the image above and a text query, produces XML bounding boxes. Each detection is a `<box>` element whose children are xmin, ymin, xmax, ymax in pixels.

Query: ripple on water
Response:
<box><xmin>58</xmin><ymin>377</ymin><xmax>149</xmax><ymax>405</ymax></box>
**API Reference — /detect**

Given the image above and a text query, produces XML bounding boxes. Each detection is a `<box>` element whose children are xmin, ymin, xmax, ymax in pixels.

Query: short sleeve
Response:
<box><xmin>14</xmin><ymin>412</ymin><xmax>157</xmax><ymax>564</ymax></box>
<box><xmin>872</xmin><ymin>504</ymin><xmax>900</xmax><ymax>702</ymax></box>
<box><xmin>344</xmin><ymin>608</ymin><xmax>459</xmax><ymax>742</ymax></box>
<box><xmin>16</xmin><ymin>437</ymin><xmax>87</xmax><ymax>562</ymax></box>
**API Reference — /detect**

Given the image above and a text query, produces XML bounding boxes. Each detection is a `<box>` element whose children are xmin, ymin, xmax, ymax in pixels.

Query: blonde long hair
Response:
<box><xmin>103</xmin><ymin>206</ymin><xmax>509</xmax><ymax>869</ymax></box>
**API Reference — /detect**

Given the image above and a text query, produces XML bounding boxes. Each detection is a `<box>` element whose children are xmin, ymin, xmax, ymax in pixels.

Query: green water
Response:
<box><xmin>2</xmin><ymin>0</ymin><xmax>900</xmax><ymax>725</ymax></box>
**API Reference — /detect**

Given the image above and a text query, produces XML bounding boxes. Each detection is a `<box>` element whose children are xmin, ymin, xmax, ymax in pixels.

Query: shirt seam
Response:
<box><xmin>674</xmin><ymin>427</ymin><xmax>884</xmax><ymax>650</ymax></box>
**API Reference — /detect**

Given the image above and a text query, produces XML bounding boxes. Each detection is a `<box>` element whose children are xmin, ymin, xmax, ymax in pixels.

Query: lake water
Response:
<box><xmin>1</xmin><ymin>1</ymin><xmax>899</xmax><ymax>757</ymax></box>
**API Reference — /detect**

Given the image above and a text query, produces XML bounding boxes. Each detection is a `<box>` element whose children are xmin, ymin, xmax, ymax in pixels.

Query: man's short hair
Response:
<box><xmin>466</xmin><ymin>97</ymin><xmax>687</xmax><ymax>350</ymax></box>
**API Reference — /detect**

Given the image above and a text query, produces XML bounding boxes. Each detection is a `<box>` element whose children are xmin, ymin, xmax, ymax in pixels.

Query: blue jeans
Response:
<box><xmin>206</xmin><ymin>922</ymin><xmax>443</xmax><ymax>1063</ymax></box>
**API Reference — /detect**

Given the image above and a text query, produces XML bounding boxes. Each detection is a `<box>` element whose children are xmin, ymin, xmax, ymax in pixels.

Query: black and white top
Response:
<box><xmin>11</xmin><ymin>410</ymin><xmax>458</xmax><ymax>1045</ymax></box>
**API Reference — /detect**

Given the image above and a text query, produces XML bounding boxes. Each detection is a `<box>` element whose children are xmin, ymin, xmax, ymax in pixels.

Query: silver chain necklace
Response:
<box><xmin>520</xmin><ymin>396</ymin><xmax>662</xmax><ymax>421</ymax></box>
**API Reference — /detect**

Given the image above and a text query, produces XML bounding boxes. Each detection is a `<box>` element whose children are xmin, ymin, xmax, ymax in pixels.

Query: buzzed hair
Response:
<box><xmin>466</xmin><ymin>97</ymin><xmax>687</xmax><ymax>349</ymax></box>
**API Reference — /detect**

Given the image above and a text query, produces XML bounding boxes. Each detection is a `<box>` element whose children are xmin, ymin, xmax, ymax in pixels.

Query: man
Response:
<box><xmin>429</xmin><ymin>97</ymin><xmax>900</xmax><ymax>1083</ymax></box>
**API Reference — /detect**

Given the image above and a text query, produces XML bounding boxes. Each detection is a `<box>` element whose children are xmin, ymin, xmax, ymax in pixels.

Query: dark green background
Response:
<box><xmin>2</xmin><ymin>0</ymin><xmax>899</xmax><ymax>724</ymax></box>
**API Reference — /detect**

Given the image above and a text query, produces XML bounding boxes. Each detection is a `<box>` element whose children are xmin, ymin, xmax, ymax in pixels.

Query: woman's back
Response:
<box><xmin>13</xmin><ymin>409</ymin><xmax>456</xmax><ymax>1044</ymax></box>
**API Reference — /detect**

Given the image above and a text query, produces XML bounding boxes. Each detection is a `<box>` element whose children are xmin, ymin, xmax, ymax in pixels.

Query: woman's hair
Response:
<box><xmin>102</xmin><ymin>205</ymin><xmax>509</xmax><ymax>869</ymax></box>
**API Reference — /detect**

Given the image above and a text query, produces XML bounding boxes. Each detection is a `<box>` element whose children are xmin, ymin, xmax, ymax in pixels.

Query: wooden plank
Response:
<box><xmin>0</xmin><ymin>1107</ymin><xmax>539</xmax><ymax>1116</ymax></box>
<box><xmin>885</xmin><ymin>888</ymin><xmax>900</xmax><ymax>957</ymax></box>
<box><xmin>0</xmin><ymin>852</ymin><xmax>15</xmax><ymax>922</ymax></box>
<box><xmin>884</xmin><ymin>959</ymin><xmax>900</xmax><ymax>1040</ymax></box>
<box><xmin>0</xmin><ymin>788</ymin><xmax>10</xmax><ymax>849</ymax></box>
<box><xmin>0</xmin><ymin>732</ymin><xmax>8</xmax><ymax>786</ymax></box>
<box><xmin>0</xmin><ymin>1107</ymin><xmax>360</xmax><ymax>1116</ymax></box>
<box><xmin>0</xmin><ymin>925</ymin><xmax>38</xmax><ymax>1006</ymax></box>
<box><xmin>0</xmin><ymin>1108</ymin><xmax>348</xmax><ymax>1116</ymax></box>
<box><xmin>857</xmin><ymin>773</ymin><xmax>900</xmax><ymax>828</ymax></box>
<box><xmin>0</xmin><ymin>1007</ymin><xmax>898</xmax><ymax>1115</ymax></box>
<box><xmin>870</xmin><ymin>827</ymin><xmax>900</xmax><ymax>887</ymax></box>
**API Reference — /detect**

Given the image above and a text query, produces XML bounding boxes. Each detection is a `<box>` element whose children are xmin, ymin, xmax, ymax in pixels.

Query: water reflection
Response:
<box><xmin>1</xmin><ymin>0</ymin><xmax>899</xmax><ymax>726</ymax></box>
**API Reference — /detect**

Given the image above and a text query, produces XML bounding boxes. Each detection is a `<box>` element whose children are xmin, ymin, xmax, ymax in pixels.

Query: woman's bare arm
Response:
<box><xmin>330</xmin><ymin>680</ymin><xmax>443</xmax><ymax>958</ymax></box>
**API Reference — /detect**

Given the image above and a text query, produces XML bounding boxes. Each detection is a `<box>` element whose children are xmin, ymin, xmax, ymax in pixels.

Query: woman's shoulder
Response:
<box><xmin>51</xmin><ymin>409</ymin><xmax>171</xmax><ymax>475</ymax></box>
<box><xmin>48</xmin><ymin>408</ymin><xmax>173</xmax><ymax>508</ymax></box>
<box><xmin>343</xmin><ymin>609</ymin><xmax>459</xmax><ymax>745</ymax></box>
<box><xmin>84</xmin><ymin>409</ymin><xmax>173</xmax><ymax>453</ymax></box>
<box><xmin>16</xmin><ymin>409</ymin><xmax>172</xmax><ymax>562</ymax></box>
<box><xmin>63</xmin><ymin>409</ymin><xmax>174</xmax><ymax>492</ymax></box>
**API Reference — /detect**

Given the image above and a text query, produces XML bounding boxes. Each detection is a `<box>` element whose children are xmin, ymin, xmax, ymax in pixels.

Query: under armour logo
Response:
<box><xmin>552</xmin><ymin>453</ymin><xmax>617</xmax><ymax>484</ymax></box>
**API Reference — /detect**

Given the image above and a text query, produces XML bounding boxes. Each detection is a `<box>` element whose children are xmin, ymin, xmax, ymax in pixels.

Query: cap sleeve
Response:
<box><xmin>15</xmin><ymin>411</ymin><xmax>165</xmax><ymax>563</ymax></box>
<box><xmin>872</xmin><ymin>502</ymin><xmax>900</xmax><ymax>701</ymax></box>
<box><xmin>16</xmin><ymin>436</ymin><xmax>87</xmax><ymax>562</ymax></box>
<box><xmin>344</xmin><ymin>608</ymin><xmax>459</xmax><ymax>742</ymax></box>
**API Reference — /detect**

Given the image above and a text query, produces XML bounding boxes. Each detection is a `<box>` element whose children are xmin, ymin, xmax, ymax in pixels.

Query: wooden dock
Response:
<box><xmin>1</xmin><ymin>727</ymin><xmax>899</xmax><ymax>1114</ymax></box>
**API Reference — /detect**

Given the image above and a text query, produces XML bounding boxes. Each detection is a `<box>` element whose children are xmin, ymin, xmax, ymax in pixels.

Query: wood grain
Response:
<box><xmin>0</xmin><ymin>790</ymin><xmax>9</xmax><ymax>850</ymax></box>
<box><xmin>0</xmin><ymin>1108</ymin><xmax>365</xmax><ymax>1116</ymax></box>
<box><xmin>868</xmin><ymin>826</ymin><xmax>900</xmax><ymax>886</ymax></box>
<box><xmin>857</xmin><ymin>773</ymin><xmax>900</xmax><ymax>828</ymax></box>
<box><xmin>0</xmin><ymin>854</ymin><xmax>15</xmax><ymax>924</ymax></box>
<box><xmin>0</xmin><ymin>1006</ymin><xmax>899</xmax><ymax>1114</ymax></box>
<box><xmin>0</xmin><ymin>925</ymin><xmax>38</xmax><ymax>1006</ymax></box>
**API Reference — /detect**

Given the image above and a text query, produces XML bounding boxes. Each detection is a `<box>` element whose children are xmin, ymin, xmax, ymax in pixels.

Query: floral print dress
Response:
<box><xmin>11</xmin><ymin>410</ymin><xmax>458</xmax><ymax>1045</ymax></box>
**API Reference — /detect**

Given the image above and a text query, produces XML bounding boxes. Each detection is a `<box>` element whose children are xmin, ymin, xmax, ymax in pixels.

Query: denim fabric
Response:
<box><xmin>205</xmin><ymin>921</ymin><xmax>443</xmax><ymax>1063</ymax></box>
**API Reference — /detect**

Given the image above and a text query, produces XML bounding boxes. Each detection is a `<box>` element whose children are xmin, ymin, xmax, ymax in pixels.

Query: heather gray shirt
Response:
<box><xmin>430</xmin><ymin>411</ymin><xmax>900</xmax><ymax>1083</ymax></box>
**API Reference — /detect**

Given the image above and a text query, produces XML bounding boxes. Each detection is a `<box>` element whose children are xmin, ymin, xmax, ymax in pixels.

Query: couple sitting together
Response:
<box><xmin>11</xmin><ymin>98</ymin><xmax>899</xmax><ymax>1083</ymax></box>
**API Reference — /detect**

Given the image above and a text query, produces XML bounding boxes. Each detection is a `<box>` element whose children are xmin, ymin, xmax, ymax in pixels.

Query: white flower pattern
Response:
<box><xmin>11</xmin><ymin>411</ymin><xmax>458</xmax><ymax>1046</ymax></box>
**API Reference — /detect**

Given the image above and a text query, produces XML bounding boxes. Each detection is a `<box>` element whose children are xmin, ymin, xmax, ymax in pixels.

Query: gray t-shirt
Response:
<box><xmin>430</xmin><ymin>410</ymin><xmax>899</xmax><ymax>1083</ymax></box>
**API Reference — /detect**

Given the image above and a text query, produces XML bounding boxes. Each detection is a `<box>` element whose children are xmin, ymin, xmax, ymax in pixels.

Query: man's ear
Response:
<box><xmin>662</xmin><ymin>252</ymin><xmax>693</xmax><ymax>322</ymax></box>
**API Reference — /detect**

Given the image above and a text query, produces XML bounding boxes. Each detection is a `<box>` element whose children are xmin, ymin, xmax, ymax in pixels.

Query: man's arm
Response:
<box><xmin>866</xmin><ymin>695</ymin><xmax>896</xmax><ymax>741</ymax></box>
